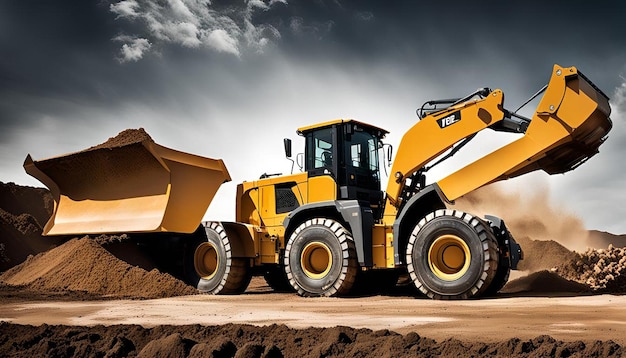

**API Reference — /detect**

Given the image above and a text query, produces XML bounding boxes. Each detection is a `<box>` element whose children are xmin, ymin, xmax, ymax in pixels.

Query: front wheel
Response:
<box><xmin>284</xmin><ymin>218</ymin><xmax>358</xmax><ymax>297</ymax></box>
<box><xmin>194</xmin><ymin>222</ymin><xmax>251</xmax><ymax>294</ymax></box>
<box><xmin>406</xmin><ymin>209</ymin><xmax>498</xmax><ymax>299</ymax></box>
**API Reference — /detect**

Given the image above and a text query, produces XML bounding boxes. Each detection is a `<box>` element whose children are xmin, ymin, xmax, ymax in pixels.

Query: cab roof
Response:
<box><xmin>296</xmin><ymin>119</ymin><xmax>389</xmax><ymax>137</ymax></box>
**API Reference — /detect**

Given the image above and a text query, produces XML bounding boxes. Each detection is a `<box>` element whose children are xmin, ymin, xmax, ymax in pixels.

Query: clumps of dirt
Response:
<box><xmin>556</xmin><ymin>245</ymin><xmax>626</xmax><ymax>293</ymax></box>
<box><xmin>501</xmin><ymin>270</ymin><xmax>591</xmax><ymax>295</ymax></box>
<box><xmin>0</xmin><ymin>237</ymin><xmax>197</xmax><ymax>299</ymax></box>
<box><xmin>87</xmin><ymin>128</ymin><xmax>153</xmax><ymax>150</ymax></box>
<box><xmin>0</xmin><ymin>182</ymin><xmax>61</xmax><ymax>272</ymax></box>
<box><xmin>0</xmin><ymin>322</ymin><xmax>622</xmax><ymax>357</ymax></box>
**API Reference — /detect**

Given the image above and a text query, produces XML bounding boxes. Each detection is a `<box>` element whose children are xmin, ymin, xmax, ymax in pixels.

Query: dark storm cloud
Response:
<box><xmin>0</xmin><ymin>0</ymin><xmax>292</xmax><ymax>142</ymax></box>
<box><xmin>107</xmin><ymin>0</ymin><xmax>289</xmax><ymax>60</ymax></box>
<box><xmin>1</xmin><ymin>0</ymin><xmax>624</xmax><ymax>147</ymax></box>
<box><xmin>1</xmin><ymin>1</ymin><xmax>121</xmax><ymax>140</ymax></box>
<box><xmin>3</xmin><ymin>0</ymin><xmax>625</xmax><ymax>130</ymax></box>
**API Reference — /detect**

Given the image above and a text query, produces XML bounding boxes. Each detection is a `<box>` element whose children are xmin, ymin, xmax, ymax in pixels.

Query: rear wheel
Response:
<box><xmin>194</xmin><ymin>222</ymin><xmax>251</xmax><ymax>294</ymax></box>
<box><xmin>406</xmin><ymin>209</ymin><xmax>498</xmax><ymax>299</ymax></box>
<box><xmin>284</xmin><ymin>218</ymin><xmax>358</xmax><ymax>297</ymax></box>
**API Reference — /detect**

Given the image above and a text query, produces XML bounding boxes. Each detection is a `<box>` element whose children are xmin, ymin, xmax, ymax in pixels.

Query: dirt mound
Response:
<box><xmin>514</xmin><ymin>236</ymin><xmax>577</xmax><ymax>273</ymax></box>
<box><xmin>501</xmin><ymin>270</ymin><xmax>591</xmax><ymax>295</ymax></box>
<box><xmin>87</xmin><ymin>128</ymin><xmax>153</xmax><ymax>150</ymax></box>
<box><xmin>556</xmin><ymin>245</ymin><xmax>626</xmax><ymax>293</ymax></box>
<box><xmin>587</xmin><ymin>230</ymin><xmax>626</xmax><ymax>249</ymax></box>
<box><xmin>0</xmin><ymin>182</ymin><xmax>61</xmax><ymax>272</ymax></box>
<box><xmin>0</xmin><ymin>237</ymin><xmax>197</xmax><ymax>299</ymax></box>
<box><xmin>0</xmin><ymin>181</ymin><xmax>53</xmax><ymax>225</ymax></box>
<box><xmin>0</xmin><ymin>322</ymin><xmax>621</xmax><ymax>357</ymax></box>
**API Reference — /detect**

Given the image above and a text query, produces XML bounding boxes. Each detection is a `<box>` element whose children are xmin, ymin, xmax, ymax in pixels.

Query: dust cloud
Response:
<box><xmin>455</xmin><ymin>183</ymin><xmax>590</xmax><ymax>252</ymax></box>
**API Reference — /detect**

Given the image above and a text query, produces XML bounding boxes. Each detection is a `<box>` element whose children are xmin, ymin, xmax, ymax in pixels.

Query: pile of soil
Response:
<box><xmin>501</xmin><ymin>270</ymin><xmax>591</xmax><ymax>295</ymax></box>
<box><xmin>556</xmin><ymin>245</ymin><xmax>626</xmax><ymax>293</ymax></box>
<box><xmin>514</xmin><ymin>236</ymin><xmax>577</xmax><ymax>273</ymax></box>
<box><xmin>0</xmin><ymin>237</ymin><xmax>197</xmax><ymax>299</ymax></box>
<box><xmin>0</xmin><ymin>182</ymin><xmax>60</xmax><ymax>272</ymax></box>
<box><xmin>587</xmin><ymin>230</ymin><xmax>626</xmax><ymax>249</ymax></box>
<box><xmin>0</xmin><ymin>322</ymin><xmax>622</xmax><ymax>358</ymax></box>
<box><xmin>87</xmin><ymin>128</ymin><xmax>154</xmax><ymax>150</ymax></box>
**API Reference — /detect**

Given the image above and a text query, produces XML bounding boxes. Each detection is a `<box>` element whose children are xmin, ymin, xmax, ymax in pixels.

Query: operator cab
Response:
<box><xmin>297</xmin><ymin>119</ymin><xmax>388</xmax><ymax>215</ymax></box>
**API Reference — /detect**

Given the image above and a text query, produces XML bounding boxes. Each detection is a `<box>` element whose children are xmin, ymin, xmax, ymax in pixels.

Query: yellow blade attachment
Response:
<box><xmin>24</xmin><ymin>133</ymin><xmax>230</xmax><ymax>235</ymax></box>
<box><xmin>438</xmin><ymin>65</ymin><xmax>612</xmax><ymax>201</ymax></box>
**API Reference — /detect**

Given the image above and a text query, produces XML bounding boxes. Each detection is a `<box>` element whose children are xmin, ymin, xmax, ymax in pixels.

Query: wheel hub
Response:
<box><xmin>301</xmin><ymin>242</ymin><xmax>332</xmax><ymax>279</ymax></box>
<box><xmin>428</xmin><ymin>234</ymin><xmax>471</xmax><ymax>281</ymax></box>
<box><xmin>194</xmin><ymin>242</ymin><xmax>219</xmax><ymax>279</ymax></box>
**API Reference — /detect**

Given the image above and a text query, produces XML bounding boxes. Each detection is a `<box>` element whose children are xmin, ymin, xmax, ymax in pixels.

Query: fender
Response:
<box><xmin>204</xmin><ymin>221</ymin><xmax>256</xmax><ymax>258</ymax></box>
<box><xmin>392</xmin><ymin>184</ymin><xmax>447</xmax><ymax>265</ymax></box>
<box><xmin>484</xmin><ymin>215</ymin><xmax>523</xmax><ymax>270</ymax></box>
<box><xmin>284</xmin><ymin>200</ymin><xmax>374</xmax><ymax>267</ymax></box>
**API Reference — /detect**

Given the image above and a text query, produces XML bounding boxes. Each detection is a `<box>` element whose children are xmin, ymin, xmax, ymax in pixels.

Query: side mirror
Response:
<box><xmin>284</xmin><ymin>138</ymin><xmax>292</xmax><ymax>158</ymax></box>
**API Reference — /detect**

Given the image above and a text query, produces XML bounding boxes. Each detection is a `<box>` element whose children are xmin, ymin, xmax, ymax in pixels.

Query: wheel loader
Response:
<box><xmin>24</xmin><ymin>64</ymin><xmax>612</xmax><ymax>299</ymax></box>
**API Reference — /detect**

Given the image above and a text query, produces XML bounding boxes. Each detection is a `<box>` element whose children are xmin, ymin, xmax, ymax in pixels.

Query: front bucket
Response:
<box><xmin>522</xmin><ymin>66</ymin><xmax>612</xmax><ymax>175</ymax></box>
<box><xmin>24</xmin><ymin>129</ymin><xmax>231</xmax><ymax>235</ymax></box>
<box><xmin>437</xmin><ymin>65</ymin><xmax>612</xmax><ymax>202</ymax></box>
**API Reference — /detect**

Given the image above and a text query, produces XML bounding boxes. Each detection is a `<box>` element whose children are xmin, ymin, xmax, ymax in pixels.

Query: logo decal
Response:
<box><xmin>437</xmin><ymin>111</ymin><xmax>461</xmax><ymax>129</ymax></box>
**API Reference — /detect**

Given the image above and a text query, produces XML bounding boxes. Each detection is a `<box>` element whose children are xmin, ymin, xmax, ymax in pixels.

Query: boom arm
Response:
<box><xmin>385</xmin><ymin>64</ymin><xmax>612</xmax><ymax>210</ymax></box>
<box><xmin>385</xmin><ymin>87</ymin><xmax>507</xmax><ymax>207</ymax></box>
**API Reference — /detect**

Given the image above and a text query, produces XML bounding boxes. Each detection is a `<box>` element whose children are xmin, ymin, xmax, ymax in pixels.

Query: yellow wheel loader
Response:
<box><xmin>24</xmin><ymin>65</ymin><xmax>612</xmax><ymax>299</ymax></box>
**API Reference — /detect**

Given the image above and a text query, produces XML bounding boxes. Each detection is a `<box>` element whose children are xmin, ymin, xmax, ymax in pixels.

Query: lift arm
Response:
<box><xmin>385</xmin><ymin>64</ymin><xmax>612</xmax><ymax>209</ymax></box>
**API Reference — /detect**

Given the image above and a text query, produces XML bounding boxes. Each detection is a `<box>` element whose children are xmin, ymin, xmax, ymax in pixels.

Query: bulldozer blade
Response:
<box><xmin>438</xmin><ymin>65</ymin><xmax>612</xmax><ymax>201</ymax></box>
<box><xmin>24</xmin><ymin>138</ymin><xmax>231</xmax><ymax>235</ymax></box>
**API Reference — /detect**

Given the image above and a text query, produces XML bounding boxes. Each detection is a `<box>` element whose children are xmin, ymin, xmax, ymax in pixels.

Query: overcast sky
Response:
<box><xmin>1</xmin><ymin>1</ymin><xmax>626</xmax><ymax>233</ymax></box>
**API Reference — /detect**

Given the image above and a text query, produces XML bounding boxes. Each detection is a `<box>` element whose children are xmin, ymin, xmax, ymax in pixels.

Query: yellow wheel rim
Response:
<box><xmin>301</xmin><ymin>242</ymin><xmax>333</xmax><ymax>279</ymax></box>
<box><xmin>428</xmin><ymin>234</ymin><xmax>471</xmax><ymax>281</ymax></box>
<box><xmin>194</xmin><ymin>242</ymin><xmax>219</xmax><ymax>280</ymax></box>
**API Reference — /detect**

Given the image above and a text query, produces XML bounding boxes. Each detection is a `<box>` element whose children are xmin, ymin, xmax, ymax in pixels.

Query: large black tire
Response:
<box><xmin>194</xmin><ymin>222</ymin><xmax>252</xmax><ymax>294</ymax></box>
<box><xmin>406</xmin><ymin>209</ymin><xmax>498</xmax><ymax>299</ymax></box>
<box><xmin>483</xmin><ymin>251</ymin><xmax>510</xmax><ymax>296</ymax></box>
<box><xmin>284</xmin><ymin>218</ymin><xmax>358</xmax><ymax>297</ymax></box>
<box><xmin>482</xmin><ymin>224</ymin><xmax>513</xmax><ymax>296</ymax></box>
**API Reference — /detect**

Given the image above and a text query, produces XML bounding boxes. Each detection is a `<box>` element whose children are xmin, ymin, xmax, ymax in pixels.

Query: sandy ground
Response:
<box><xmin>2</xmin><ymin>278</ymin><xmax>625</xmax><ymax>345</ymax></box>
